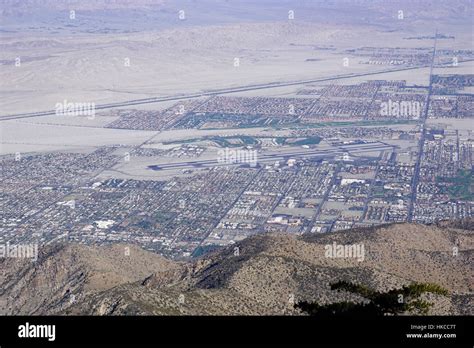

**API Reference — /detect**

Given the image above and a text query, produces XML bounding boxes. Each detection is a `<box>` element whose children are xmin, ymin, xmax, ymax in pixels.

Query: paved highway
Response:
<box><xmin>0</xmin><ymin>60</ymin><xmax>463</xmax><ymax>121</ymax></box>
<box><xmin>407</xmin><ymin>30</ymin><xmax>438</xmax><ymax>222</ymax></box>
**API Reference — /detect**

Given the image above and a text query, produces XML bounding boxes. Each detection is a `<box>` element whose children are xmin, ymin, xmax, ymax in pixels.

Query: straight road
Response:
<box><xmin>2</xmin><ymin>59</ymin><xmax>466</xmax><ymax>121</ymax></box>
<box><xmin>407</xmin><ymin>30</ymin><xmax>439</xmax><ymax>222</ymax></box>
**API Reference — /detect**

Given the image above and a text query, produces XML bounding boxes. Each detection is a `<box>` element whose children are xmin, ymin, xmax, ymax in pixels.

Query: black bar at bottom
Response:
<box><xmin>0</xmin><ymin>315</ymin><xmax>472</xmax><ymax>346</ymax></box>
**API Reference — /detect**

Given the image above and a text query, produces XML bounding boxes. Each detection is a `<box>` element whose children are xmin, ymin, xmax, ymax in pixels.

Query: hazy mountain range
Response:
<box><xmin>1</xmin><ymin>0</ymin><xmax>471</xmax><ymax>29</ymax></box>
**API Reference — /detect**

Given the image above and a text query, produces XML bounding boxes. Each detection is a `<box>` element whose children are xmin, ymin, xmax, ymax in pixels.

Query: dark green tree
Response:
<box><xmin>295</xmin><ymin>281</ymin><xmax>449</xmax><ymax>316</ymax></box>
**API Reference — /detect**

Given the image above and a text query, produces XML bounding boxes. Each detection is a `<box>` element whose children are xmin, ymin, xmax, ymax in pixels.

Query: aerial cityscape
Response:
<box><xmin>0</xmin><ymin>0</ymin><xmax>473</xmax><ymax>336</ymax></box>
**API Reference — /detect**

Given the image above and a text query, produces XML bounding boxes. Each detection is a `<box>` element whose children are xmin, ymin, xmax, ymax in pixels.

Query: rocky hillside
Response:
<box><xmin>0</xmin><ymin>221</ymin><xmax>472</xmax><ymax>315</ymax></box>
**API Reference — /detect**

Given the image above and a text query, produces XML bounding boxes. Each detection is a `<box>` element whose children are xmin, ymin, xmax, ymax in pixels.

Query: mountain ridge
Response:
<box><xmin>1</xmin><ymin>220</ymin><xmax>472</xmax><ymax>315</ymax></box>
